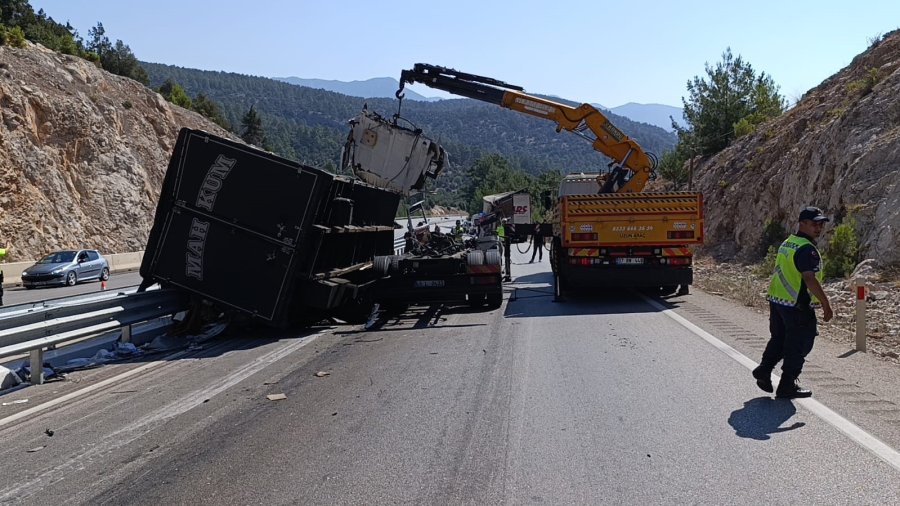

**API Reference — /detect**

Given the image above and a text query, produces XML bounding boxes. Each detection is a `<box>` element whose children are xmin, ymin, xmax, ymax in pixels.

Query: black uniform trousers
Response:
<box><xmin>760</xmin><ymin>302</ymin><xmax>817</xmax><ymax>380</ymax></box>
<box><xmin>530</xmin><ymin>235</ymin><xmax>543</xmax><ymax>261</ymax></box>
<box><xmin>502</xmin><ymin>238</ymin><xmax>512</xmax><ymax>279</ymax></box>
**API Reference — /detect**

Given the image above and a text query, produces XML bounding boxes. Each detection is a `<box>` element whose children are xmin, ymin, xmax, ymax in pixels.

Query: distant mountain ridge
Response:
<box><xmin>607</xmin><ymin>103</ymin><xmax>686</xmax><ymax>132</ymax></box>
<box><xmin>276</xmin><ymin>76</ymin><xmax>683</xmax><ymax>131</ymax></box>
<box><xmin>274</xmin><ymin>76</ymin><xmax>439</xmax><ymax>102</ymax></box>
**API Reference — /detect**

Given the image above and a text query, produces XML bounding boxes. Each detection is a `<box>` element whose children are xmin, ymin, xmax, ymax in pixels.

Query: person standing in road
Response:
<box><xmin>753</xmin><ymin>207</ymin><xmax>834</xmax><ymax>399</ymax></box>
<box><xmin>529</xmin><ymin>222</ymin><xmax>544</xmax><ymax>263</ymax></box>
<box><xmin>497</xmin><ymin>218</ymin><xmax>512</xmax><ymax>282</ymax></box>
<box><xmin>453</xmin><ymin>219</ymin><xmax>464</xmax><ymax>239</ymax></box>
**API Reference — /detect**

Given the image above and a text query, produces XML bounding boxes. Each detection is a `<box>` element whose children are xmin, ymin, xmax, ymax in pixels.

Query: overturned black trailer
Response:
<box><xmin>140</xmin><ymin>128</ymin><xmax>403</xmax><ymax>326</ymax></box>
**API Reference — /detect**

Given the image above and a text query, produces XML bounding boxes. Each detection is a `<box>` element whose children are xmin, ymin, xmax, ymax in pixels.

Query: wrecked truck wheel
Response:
<box><xmin>374</xmin><ymin>255</ymin><xmax>391</xmax><ymax>276</ymax></box>
<box><xmin>466</xmin><ymin>250</ymin><xmax>485</xmax><ymax>266</ymax></box>
<box><xmin>484</xmin><ymin>250</ymin><xmax>501</xmax><ymax>266</ymax></box>
<box><xmin>333</xmin><ymin>297</ymin><xmax>374</xmax><ymax>324</ymax></box>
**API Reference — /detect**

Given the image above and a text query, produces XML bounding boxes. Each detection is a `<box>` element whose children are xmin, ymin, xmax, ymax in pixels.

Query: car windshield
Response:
<box><xmin>37</xmin><ymin>251</ymin><xmax>77</xmax><ymax>264</ymax></box>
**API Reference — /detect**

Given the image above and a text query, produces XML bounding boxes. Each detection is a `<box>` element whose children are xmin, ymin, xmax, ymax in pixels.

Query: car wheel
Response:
<box><xmin>65</xmin><ymin>271</ymin><xmax>77</xmax><ymax>286</ymax></box>
<box><xmin>100</xmin><ymin>267</ymin><xmax>110</xmax><ymax>281</ymax></box>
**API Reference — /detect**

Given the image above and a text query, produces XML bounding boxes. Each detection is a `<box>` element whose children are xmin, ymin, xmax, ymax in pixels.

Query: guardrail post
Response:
<box><xmin>856</xmin><ymin>279</ymin><xmax>867</xmax><ymax>352</ymax></box>
<box><xmin>121</xmin><ymin>324</ymin><xmax>132</xmax><ymax>343</ymax></box>
<box><xmin>29</xmin><ymin>348</ymin><xmax>44</xmax><ymax>385</ymax></box>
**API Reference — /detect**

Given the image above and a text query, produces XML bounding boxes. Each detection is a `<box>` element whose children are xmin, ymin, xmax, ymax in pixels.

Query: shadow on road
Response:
<box><xmin>728</xmin><ymin>396</ymin><xmax>806</xmax><ymax>440</ymax></box>
<box><xmin>503</xmin><ymin>271</ymin><xmax>677</xmax><ymax>319</ymax></box>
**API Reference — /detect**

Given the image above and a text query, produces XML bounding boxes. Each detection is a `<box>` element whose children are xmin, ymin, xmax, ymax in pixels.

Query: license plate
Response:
<box><xmin>615</xmin><ymin>257</ymin><xmax>644</xmax><ymax>265</ymax></box>
<box><xmin>414</xmin><ymin>280</ymin><xmax>445</xmax><ymax>288</ymax></box>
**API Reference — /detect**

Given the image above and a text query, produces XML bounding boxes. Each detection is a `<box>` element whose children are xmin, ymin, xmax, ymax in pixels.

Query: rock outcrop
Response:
<box><xmin>0</xmin><ymin>42</ymin><xmax>236</xmax><ymax>261</ymax></box>
<box><xmin>695</xmin><ymin>30</ymin><xmax>900</xmax><ymax>266</ymax></box>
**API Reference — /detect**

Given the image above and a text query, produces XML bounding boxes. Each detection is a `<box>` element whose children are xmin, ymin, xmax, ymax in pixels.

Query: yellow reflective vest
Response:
<box><xmin>767</xmin><ymin>234</ymin><xmax>823</xmax><ymax>307</ymax></box>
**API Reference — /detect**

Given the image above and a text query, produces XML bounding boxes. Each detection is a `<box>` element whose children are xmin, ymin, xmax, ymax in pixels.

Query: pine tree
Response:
<box><xmin>241</xmin><ymin>106</ymin><xmax>268</xmax><ymax>148</ymax></box>
<box><xmin>677</xmin><ymin>48</ymin><xmax>785</xmax><ymax>155</ymax></box>
<box><xmin>193</xmin><ymin>93</ymin><xmax>229</xmax><ymax>129</ymax></box>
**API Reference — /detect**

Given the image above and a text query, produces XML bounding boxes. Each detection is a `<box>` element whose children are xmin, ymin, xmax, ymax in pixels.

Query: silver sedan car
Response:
<box><xmin>21</xmin><ymin>250</ymin><xmax>110</xmax><ymax>288</ymax></box>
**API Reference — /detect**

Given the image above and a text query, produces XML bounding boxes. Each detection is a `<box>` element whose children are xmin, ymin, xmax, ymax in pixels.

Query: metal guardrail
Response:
<box><xmin>0</xmin><ymin>289</ymin><xmax>189</xmax><ymax>384</ymax></box>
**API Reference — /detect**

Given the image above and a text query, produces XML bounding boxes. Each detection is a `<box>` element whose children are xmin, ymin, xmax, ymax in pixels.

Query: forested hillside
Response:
<box><xmin>141</xmin><ymin>63</ymin><xmax>676</xmax><ymax>202</ymax></box>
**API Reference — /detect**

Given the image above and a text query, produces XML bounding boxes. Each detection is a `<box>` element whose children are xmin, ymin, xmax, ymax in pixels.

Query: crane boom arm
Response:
<box><xmin>397</xmin><ymin>64</ymin><xmax>656</xmax><ymax>193</ymax></box>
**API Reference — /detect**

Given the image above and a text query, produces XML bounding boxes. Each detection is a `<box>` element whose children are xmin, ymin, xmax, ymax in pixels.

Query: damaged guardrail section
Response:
<box><xmin>0</xmin><ymin>290</ymin><xmax>189</xmax><ymax>385</ymax></box>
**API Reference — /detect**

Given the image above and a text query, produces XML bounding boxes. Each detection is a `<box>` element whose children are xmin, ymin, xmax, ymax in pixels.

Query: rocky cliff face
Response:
<box><xmin>0</xmin><ymin>42</ymin><xmax>235</xmax><ymax>262</ymax></box>
<box><xmin>695</xmin><ymin>30</ymin><xmax>900</xmax><ymax>267</ymax></box>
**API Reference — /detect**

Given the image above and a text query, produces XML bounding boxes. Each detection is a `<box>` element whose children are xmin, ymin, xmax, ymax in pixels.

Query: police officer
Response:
<box><xmin>529</xmin><ymin>222</ymin><xmax>544</xmax><ymax>263</ymax></box>
<box><xmin>452</xmin><ymin>219</ymin><xmax>464</xmax><ymax>240</ymax></box>
<box><xmin>753</xmin><ymin>207</ymin><xmax>834</xmax><ymax>399</ymax></box>
<box><xmin>497</xmin><ymin>219</ymin><xmax>512</xmax><ymax>282</ymax></box>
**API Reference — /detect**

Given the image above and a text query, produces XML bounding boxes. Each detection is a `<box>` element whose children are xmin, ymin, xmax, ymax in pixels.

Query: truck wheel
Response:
<box><xmin>468</xmin><ymin>293</ymin><xmax>486</xmax><ymax>307</ymax></box>
<box><xmin>487</xmin><ymin>292</ymin><xmax>502</xmax><ymax>308</ymax></box>
<box><xmin>390</xmin><ymin>255</ymin><xmax>401</xmax><ymax>273</ymax></box>
<box><xmin>374</xmin><ymin>256</ymin><xmax>390</xmax><ymax>276</ymax></box>
<box><xmin>485</xmin><ymin>250</ymin><xmax>501</xmax><ymax>265</ymax></box>
<box><xmin>466</xmin><ymin>250</ymin><xmax>485</xmax><ymax>266</ymax></box>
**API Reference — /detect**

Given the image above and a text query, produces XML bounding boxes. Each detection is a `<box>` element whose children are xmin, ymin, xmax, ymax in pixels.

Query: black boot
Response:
<box><xmin>776</xmin><ymin>377</ymin><xmax>812</xmax><ymax>399</ymax></box>
<box><xmin>752</xmin><ymin>366</ymin><xmax>773</xmax><ymax>393</ymax></box>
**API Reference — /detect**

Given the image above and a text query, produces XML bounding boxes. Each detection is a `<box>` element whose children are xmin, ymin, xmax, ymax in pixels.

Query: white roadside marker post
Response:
<box><xmin>856</xmin><ymin>279</ymin><xmax>867</xmax><ymax>352</ymax></box>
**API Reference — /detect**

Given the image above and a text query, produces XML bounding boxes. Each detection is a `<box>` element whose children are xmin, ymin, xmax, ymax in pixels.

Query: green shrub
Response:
<box><xmin>823</xmin><ymin>216</ymin><xmax>859</xmax><ymax>278</ymax></box>
<box><xmin>734</xmin><ymin>117</ymin><xmax>754</xmax><ymax>138</ymax></box>
<box><xmin>0</xmin><ymin>25</ymin><xmax>7</xmax><ymax>46</ymax></box>
<box><xmin>7</xmin><ymin>26</ymin><xmax>26</xmax><ymax>48</ymax></box>
<box><xmin>122</xmin><ymin>100</ymin><xmax>133</xmax><ymax>109</ymax></box>
<box><xmin>847</xmin><ymin>67</ymin><xmax>881</xmax><ymax>96</ymax></box>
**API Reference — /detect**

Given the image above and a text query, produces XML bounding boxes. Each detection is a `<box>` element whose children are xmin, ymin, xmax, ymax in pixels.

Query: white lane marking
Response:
<box><xmin>642</xmin><ymin>295</ymin><xmax>900</xmax><ymax>473</ymax></box>
<box><xmin>0</xmin><ymin>330</ymin><xmax>325</xmax><ymax>429</ymax></box>
<box><xmin>0</xmin><ymin>351</ymin><xmax>189</xmax><ymax>430</ymax></box>
<box><xmin>0</xmin><ymin>330</ymin><xmax>329</xmax><ymax>501</ymax></box>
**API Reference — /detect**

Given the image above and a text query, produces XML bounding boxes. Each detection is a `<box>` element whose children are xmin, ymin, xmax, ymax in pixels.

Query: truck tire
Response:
<box><xmin>373</xmin><ymin>255</ymin><xmax>391</xmax><ymax>276</ymax></box>
<box><xmin>466</xmin><ymin>250</ymin><xmax>485</xmax><ymax>266</ymax></box>
<box><xmin>468</xmin><ymin>293</ymin><xmax>486</xmax><ymax>307</ymax></box>
<box><xmin>484</xmin><ymin>250</ymin><xmax>501</xmax><ymax>266</ymax></box>
<box><xmin>550</xmin><ymin>237</ymin><xmax>563</xmax><ymax>275</ymax></box>
<box><xmin>487</xmin><ymin>292</ymin><xmax>502</xmax><ymax>308</ymax></box>
<box><xmin>390</xmin><ymin>255</ymin><xmax>401</xmax><ymax>273</ymax></box>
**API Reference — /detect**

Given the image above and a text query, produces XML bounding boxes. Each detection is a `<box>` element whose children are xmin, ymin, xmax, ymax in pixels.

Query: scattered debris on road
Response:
<box><xmin>266</xmin><ymin>393</ymin><xmax>287</xmax><ymax>401</ymax></box>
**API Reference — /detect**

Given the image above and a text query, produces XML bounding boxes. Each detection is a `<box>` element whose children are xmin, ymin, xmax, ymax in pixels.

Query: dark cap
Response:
<box><xmin>798</xmin><ymin>206</ymin><xmax>830</xmax><ymax>222</ymax></box>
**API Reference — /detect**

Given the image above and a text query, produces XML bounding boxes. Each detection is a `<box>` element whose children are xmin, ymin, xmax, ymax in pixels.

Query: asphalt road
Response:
<box><xmin>1</xmin><ymin>249</ymin><xmax>900</xmax><ymax>504</ymax></box>
<box><xmin>2</xmin><ymin>270</ymin><xmax>144</xmax><ymax>307</ymax></box>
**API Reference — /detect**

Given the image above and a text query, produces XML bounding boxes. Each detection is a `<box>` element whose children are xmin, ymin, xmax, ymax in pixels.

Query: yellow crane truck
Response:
<box><xmin>396</xmin><ymin>64</ymin><xmax>703</xmax><ymax>298</ymax></box>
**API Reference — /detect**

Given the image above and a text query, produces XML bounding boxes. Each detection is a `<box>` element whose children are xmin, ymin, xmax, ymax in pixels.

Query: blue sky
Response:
<box><xmin>30</xmin><ymin>0</ymin><xmax>900</xmax><ymax>108</ymax></box>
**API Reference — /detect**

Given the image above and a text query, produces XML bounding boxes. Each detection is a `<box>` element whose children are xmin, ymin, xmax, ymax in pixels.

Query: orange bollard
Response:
<box><xmin>101</xmin><ymin>280</ymin><xmax>107</xmax><ymax>291</ymax></box>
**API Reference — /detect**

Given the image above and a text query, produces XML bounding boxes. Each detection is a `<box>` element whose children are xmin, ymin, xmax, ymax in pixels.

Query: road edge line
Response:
<box><xmin>642</xmin><ymin>294</ymin><xmax>900</xmax><ymax>473</ymax></box>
